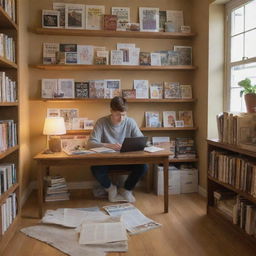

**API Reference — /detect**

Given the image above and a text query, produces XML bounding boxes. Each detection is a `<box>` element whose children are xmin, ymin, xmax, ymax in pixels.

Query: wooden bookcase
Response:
<box><xmin>0</xmin><ymin>0</ymin><xmax>20</xmax><ymax>253</ymax></box>
<box><xmin>207</xmin><ymin>139</ymin><xmax>256</xmax><ymax>246</ymax></box>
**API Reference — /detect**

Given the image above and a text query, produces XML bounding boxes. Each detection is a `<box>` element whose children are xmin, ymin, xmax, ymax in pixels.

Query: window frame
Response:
<box><xmin>224</xmin><ymin>0</ymin><xmax>256</xmax><ymax>112</ymax></box>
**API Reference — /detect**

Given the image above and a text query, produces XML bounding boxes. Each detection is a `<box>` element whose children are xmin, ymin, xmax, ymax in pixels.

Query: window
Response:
<box><xmin>226</xmin><ymin>0</ymin><xmax>256</xmax><ymax>112</ymax></box>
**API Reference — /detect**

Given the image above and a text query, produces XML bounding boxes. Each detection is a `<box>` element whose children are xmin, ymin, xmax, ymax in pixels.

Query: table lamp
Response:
<box><xmin>43</xmin><ymin>117</ymin><xmax>66</xmax><ymax>153</ymax></box>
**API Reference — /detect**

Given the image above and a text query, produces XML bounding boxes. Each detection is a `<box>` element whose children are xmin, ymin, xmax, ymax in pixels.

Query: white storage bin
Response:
<box><xmin>180</xmin><ymin>169</ymin><xmax>198</xmax><ymax>193</ymax></box>
<box><xmin>154</xmin><ymin>165</ymin><xmax>181</xmax><ymax>195</ymax></box>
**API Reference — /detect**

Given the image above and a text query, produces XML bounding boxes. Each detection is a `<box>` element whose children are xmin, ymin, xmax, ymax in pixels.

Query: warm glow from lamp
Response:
<box><xmin>43</xmin><ymin>117</ymin><xmax>66</xmax><ymax>135</ymax></box>
<box><xmin>43</xmin><ymin>117</ymin><xmax>66</xmax><ymax>153</ymax></box>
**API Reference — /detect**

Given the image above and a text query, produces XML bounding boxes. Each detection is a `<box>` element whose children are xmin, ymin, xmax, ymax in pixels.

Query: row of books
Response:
<box><xmin>0</xmin><ymin>71</ymin><xmax>17</xmax><ymax>102</ymax></box>
<box><xmin>43</xmin><ymin>42</ymin><xmax>192</xmax><ymax>66</ymax></box>
<box><xmin>209</xmin><ymin>151</ymin><xmax>256</xmax><ymax>198</ymax></box>
<box><xmin>42</xmin><ymin>79</ymin><xmax>192</xmax><ymax>100</ymax></box>
<box><xmin>152</xmin><ymin>137</ymin><xmax>196</xmax><ymax>159</ymax></box>
<box><xmin>0</xmin><ymin>33</ymin><xmax>16</xmax><ymax>63</ymax></box>
<box><xmin>42</xmin><ymin>4</ymin><xmax>186</xmax><ymax>33</ymax></box>
<box><xmin>145</xmin><ymin>111</ymin><xmax>194</xmax><ymax>128</ymax></box>
<box><xmin>214</xmin><ymin>190</ymin><xmax>256</xmax><ymax>236</ymax></box>
<box><xmin>0</xmin><ymin>163</ymin><xmax>16</xmax><ymax>195</ymax></box>
<box><xmin>216</xmin><ymin>112</ymin><xmax>256</xmax><ymax>151</ymax></box>
<box><xmin>1</xmin><ymin>193</ymin><xmax>17</xmax><ymax>235</ymax></box>
<box><xmin>44</xmin><ymin>175</ymin><xmax>70</xmax><ymax>202</ymax></box>
<box><xmin>0</xmin><ymin>120</ymin><xmax>17</xmax><ymax>152</ymax></box>
<box><xmin>0</xmin><ymin>0</ymin><xmax>16</xmax><ymax>22</ymax></box>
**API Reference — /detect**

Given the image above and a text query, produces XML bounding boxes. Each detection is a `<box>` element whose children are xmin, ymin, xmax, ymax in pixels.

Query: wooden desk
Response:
<box><xmin>34</xmin><ymin>150</ymin><xmax>170</xmax><ymax>218</ymax></box>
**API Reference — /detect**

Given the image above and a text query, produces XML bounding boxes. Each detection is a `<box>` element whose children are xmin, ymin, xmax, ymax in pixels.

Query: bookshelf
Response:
<box><xmin>207</xmin><ymin>139</ymin><xmax>256</xmax><ymax>245</ymax></box>
<box><xmin>0</xmin><ymin>0</ymin><xmax>20</xmax><ymax>252</ymax></box>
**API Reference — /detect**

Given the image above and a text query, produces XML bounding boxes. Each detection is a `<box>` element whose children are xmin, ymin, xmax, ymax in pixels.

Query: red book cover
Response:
<box><xmin>104</xmin><ymin>15</ymin><xmax>117</xmax><ymax>31</ymax></box>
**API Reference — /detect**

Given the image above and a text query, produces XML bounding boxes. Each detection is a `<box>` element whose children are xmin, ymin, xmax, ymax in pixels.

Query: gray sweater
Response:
<box><xmin>88</xmin><ymin>115</ymin><xmax>143</xmax><ymax>148</ymax></box>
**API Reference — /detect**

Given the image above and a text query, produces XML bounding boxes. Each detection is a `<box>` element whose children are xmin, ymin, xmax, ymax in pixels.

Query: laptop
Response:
<box><xmin>120</xmin><ymin>137</ymin><xmax>148</xmax><ymax>152</ymax></box>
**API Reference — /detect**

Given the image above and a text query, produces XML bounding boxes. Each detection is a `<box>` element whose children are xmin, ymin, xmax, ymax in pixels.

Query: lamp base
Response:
<box><xmin>49</xmin><ymin>138</ymin><xmax>62</xmax><ymax>152</ymax></box>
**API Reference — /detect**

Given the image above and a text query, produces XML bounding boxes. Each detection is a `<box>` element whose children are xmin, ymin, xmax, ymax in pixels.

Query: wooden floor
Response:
<box><xmin>2</xmin><ymin>190</ymin><xmax>256</xmax><ymax>256</ymax></box>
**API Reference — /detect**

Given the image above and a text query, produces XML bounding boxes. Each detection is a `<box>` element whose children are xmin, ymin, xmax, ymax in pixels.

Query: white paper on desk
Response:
<box><xmin>144</xmin><ymin>146</ymin><xmax>164</xmax><ymax>153</ymax></box>
<box><xmin>103</xmin><ymin>204</ymin><xmax>153</xmax><ymax>232</ymax></box>
<box><xmin>89</xmin><ymin>147</ymin><xmax>116</xmax><ymax>153</ymax></box>
<box><xmin>79</xmin><ymin>221</ymin><xmax>127</xmax><ymax>245</ymax></box>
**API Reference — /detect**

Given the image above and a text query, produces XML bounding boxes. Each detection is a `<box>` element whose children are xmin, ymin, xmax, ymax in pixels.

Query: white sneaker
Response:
<box><xmin>121</xmin><ymin>189</ymin><xmax>136</xmax><ymax>203</ymax></box>
<box><xmin>105</xmin><ymin>184</ymin><xmax>117</xmax><ymax>202</ymax></box>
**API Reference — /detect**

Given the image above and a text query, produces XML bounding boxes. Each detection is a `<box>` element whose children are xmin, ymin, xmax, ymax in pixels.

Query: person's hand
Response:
<box><xmin>104</xmin><ymin>143</ymin><xmax>122</xmax><ymax>151</ymax></box>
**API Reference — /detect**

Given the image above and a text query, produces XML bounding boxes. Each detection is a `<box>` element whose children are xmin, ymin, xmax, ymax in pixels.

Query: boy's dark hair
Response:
<box><xmin>110</xmin><ymin>96</ymin><xmax>127</xmax><ymax>112</ymax></box>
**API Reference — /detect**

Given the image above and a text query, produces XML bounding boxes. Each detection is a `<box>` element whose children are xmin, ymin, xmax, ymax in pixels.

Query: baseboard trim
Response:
<box><xmin>198</xmin><ymin>186</ymin><xmax>207</xmax><ymax>197</ymax></box>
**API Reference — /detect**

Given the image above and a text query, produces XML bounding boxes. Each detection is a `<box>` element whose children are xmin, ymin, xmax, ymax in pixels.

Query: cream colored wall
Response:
<box><xmin>28</xmin><ymin>0</ymin><xmax>198</xmax><ymax>182</ymax></box>
<box><xmin>24</xmin><ymin>0</ymin><xmax>224</xmax><ymax>192</ymax></box>
<box><xmin>19</xmin><ymin>0</ymin><xmax>32</xmax><ymax>203</ymax></box>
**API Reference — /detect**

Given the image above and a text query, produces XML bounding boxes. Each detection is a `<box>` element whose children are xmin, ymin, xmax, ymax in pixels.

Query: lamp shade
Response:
<box><xmin>43</xmin><ymin>117</ymin><xmax>66</xmax><ymax>135</ymax></box>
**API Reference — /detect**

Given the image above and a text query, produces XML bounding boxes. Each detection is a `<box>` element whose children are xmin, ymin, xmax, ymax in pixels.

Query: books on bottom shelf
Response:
<box><xmin>176</xmin><ymin>138</ymin><xmax>196</xmax><ymax>159</ymax></box>
<box><xmin>1</xmin><ymin>193</ymin><xmax>17</xmax><ymax>235</ymax></box>
<box><xmin>213</xmin><ymin>190</ymin><xmax>256</xmax><ymax>237</ymax></box>
<box><xmin>44</xmin><ymin>176</ymin><xmax>70</xmax><ymax>202</ymax></box>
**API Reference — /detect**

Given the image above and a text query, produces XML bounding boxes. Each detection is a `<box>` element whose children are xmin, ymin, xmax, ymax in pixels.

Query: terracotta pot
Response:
<box><xmin>244</xmin><ymin>93</ymin><xmax>256</xmax><ymax>113</ymax></box>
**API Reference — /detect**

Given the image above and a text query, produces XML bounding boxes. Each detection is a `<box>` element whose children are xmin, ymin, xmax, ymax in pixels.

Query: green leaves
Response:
<box><xmin>238</xmin><ymin>78</ymin><xmax>256</xmax><ymax>97</ymax></box>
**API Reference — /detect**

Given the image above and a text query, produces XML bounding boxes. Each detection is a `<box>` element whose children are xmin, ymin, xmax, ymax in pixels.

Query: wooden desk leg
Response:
<box><xmin>37</xmin><ymin>163</ymin><xmax>45</xmax><ymax>218</ymax></box>
<box><xmin>163</xmin><ymin>157</ymin><xmax>169</xmax><ymax>213</ymax></box>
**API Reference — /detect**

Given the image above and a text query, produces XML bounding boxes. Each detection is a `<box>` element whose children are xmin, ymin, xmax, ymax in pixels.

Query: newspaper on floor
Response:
<box><xmin>42</xmin><ymin>208</ymin><xmax>108</xmax><ymax>228</ymax></box>
<box><xmin>103</xmin><ymin>203</ymin><xmax>161</xmax><ymax>235</ymax></box>
<box><xmin>79</xmin><ymin>216</ymin><xmax>127</xmax><ymax>245</ymax></box>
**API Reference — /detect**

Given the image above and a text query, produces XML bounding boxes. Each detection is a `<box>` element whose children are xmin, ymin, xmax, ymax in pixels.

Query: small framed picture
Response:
<box><xmin>139</xmin><ymin>7</ymin><xmax>159</xmax><ymax>32</ymax></box>
<box><xmin>175</xmin><ymin>120</ymin><xmax>184</xmax><ymax>128</ymax></box>
<box><xmin>42</xmin><ymin>10</ymin><xmax>60</xmax><ymax>28</ymax></box>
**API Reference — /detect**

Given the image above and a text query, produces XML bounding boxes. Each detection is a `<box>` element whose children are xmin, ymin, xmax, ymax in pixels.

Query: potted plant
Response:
<box><xmin>238</xmin><ymin>78</ymin><xmax>256</xmax><ymax>113</ymax></box>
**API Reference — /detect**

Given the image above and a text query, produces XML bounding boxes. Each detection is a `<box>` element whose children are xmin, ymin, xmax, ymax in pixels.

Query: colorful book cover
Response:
<box><xmin>89</xmin><ymin>80</ymin><xmax>105</xmax><ymax>98</ymax></box>
<box><xmin>104</xmin><ymin>15</ymin><xmax>117</xmax><ymax>31</ymax></box>
<box><xmin>139</xmin><ymin>52</ymin><xmax>151</xmax><ymax>66</ymax></box>
<box><xmin>122</xmin><ymin>89</ymin><xmax>136</xmax><ymax>99</ymax></box>
<box><xmin>164</xmin><ymin>82</ymin><xmax>180</xmax><ymax>99</ymax></box>
<box><xmin>178</xmin><ymin>111</ymin><xmax>194</xmax><ymax>127</ymax></box>
<box><xmin>163</xmin><ymin>111</ymin><xmax>176</xmax><ymax>127</ymax></box>
<box><xmin>150</xmin><ymin>83</ymin><xmax>163</xmax><ymax>99</ymax></box>
<box><xmin>75</xmin><ymin>82</ymin><xmax>89</xmax><ymax>98</ymax></box>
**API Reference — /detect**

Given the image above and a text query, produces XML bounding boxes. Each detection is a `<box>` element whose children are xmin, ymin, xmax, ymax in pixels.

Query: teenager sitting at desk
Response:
<box><xmin>88</xmin><ymin>96</ymin><xmax>147</xmax><ymax>203</ymax></box>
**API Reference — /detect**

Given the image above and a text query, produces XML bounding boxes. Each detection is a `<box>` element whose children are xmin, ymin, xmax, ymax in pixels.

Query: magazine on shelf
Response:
<box><xmin>150</xmin><ymin>53</ymin><xmax>161</xmax><ymax>66</ymax></box>
<box><xmin>178</xmin><ymin>111</ymin><xmax>193</xmax><ymax>127</ymax></box>
<box><xmin>167</xmin><ymin>50</ymin><xmax>179</xmax><ymax>65</ymax></box>
<box><xmin>150</xmin><ymin>83</ymin><xmax>163</xmax><ymax>99</ymax></box>
<box><xmin>56</xmin><ymin>79</ymin><xmax>75</xmax><ymax>98</ymax></box>
<box><xmin>145</xmin><ymin>112</ymin><xmax>161</xmax><ymax>128</ymax></box>
<box><xmin>159</xmin><ymin>11</ymin><xmax>167</xmax><ymax>32</ymax></box>
<box><xmin>43</xmin><ymin>43</ymin><xmax>59</xmax><ymax>64</ymax></box>
<box><xmin>166</xmin><ymin>10</ymin><xmax>184</xmax><ymax>32</ymax></box>
<box><xmin>180</xmin><ymin>85</ymin><xmax>192</xmax><ymax>99</ymax></box>
<box><xmin>104</xmin><ymin>15</ymin><xmax>117</xmax><ymax>31</ymax></box>
<box><xmin>85</xmin><ymin>5</ymin><xmax>105</xmax><ymax>30</ymax></box>
<box><xmin>75</xmin><ymin>82</ymin><xmax>89</xmax><ymax>98</ymax></box>
<box><xmin>42</xmin><ymin>10</ymin><xmax>60</xmax><ymax>28</ymax></box>
<box><xmin>41</xmin><ymin>79</ymin><xmax>58</xmax><ymax>99</ymax></box>
<box><xmin>117</xmin><ymin>43</ymin><xmax>136</xmax><ymax>65</ymax></box>
<box><xmin>56</xmin><ymin>51</ymin><xmax>65</xmax><ymax>64</ymax></box>
<box><xmin>174</xmin><ymin>46</ymin><xmax>192</xmax><ymax>65</ymax></box>
<box><xmin>104</xmin><ymin>80</ymin><xmax>121</xmax><ymax>98</ymax></box>
<box><xmin>89</xmin><ymin>80</ymin><xmax>105</xmax><ymax>98</ymax></box>
<box><xmin>71</xmin><ymin>118</ymin><xmax>89</xmax><ymax>130</ymax></box>
<box><xmin>163</xmin><ymin>111</ymin><xmax>176</xmax><ymax>127</ymax></box>
<box><xmin>122</xmin><ymin>89</ymin><xmax>136</xmax><ymax>99</ymax></box>
<box><xmin>60</xmin><ymin>44</ymin><xmax>77</xmax><ymax>52</ymax></box>
<box><xmin>139</xmin><ymin>52</ymin><xmax>151</xmax><ymax>66</ymax></box>
<box><xmin>95</xmin><ymin>50</ymin><xmax>109</xmax><ymax>65</ymax></box>
<box><xmin>65</xmin><ymin>4</ymin><xmax>85</xmax><ymax>29</ymax></box>
<box><xmin>53</xmin><ymin>3</ymin><xmax>66</xmax><ymax>27</ymax></box>
<box><xmin>60</xmin><ymin>108</ymin><xmax>79</xmax><ymax>130</ymax></box>
<box><xmin>139</xmin><ymin>7</ymin><xmax>159</xmax><ymax>32</ymax></box>
<box><xmin>111</xmin><ymin>50</ymin><xmax>123</xmax><ymax>65</ymax></box>
<box><xmin>130</xmin><ymin>48</ymin><xmax>140</xmax><ymax>66</ymax></box>
<box><xmin>164</xmin><ymin>82</ymin><xmax>180</xmax><ymax>99</ymax></box>
<box><xmin>134</xmin><ymin>80</ymin><xmax>149</xmax><ymax>99</ymax></box>
<box><xmin>126</xmin><ymin>23</ymin><xmax>140</xmax><ymax>31</ymax></box>
<box><xmin>112</xmin><ymin>7</ymin><xmax>130</xmax><ymax>31</ymax></box>
<box><xmin>77</xmin><ymin>45</ymin><xmax>94</xmax><ymax>65</ymax></box>
<box><xmin>65</xmin><ymin>52</ymin><xmax>77</xmax><ymax>64</ymax></box>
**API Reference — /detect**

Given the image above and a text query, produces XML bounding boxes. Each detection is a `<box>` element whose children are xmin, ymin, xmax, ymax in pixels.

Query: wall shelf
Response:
<box><xmin>0</xmin><ymin>184</ymin><xmax>19</xmax><ymax>205</ymax></box>
<box><xmin>29</xmin><ymin>64</ymin><xmax>197</xmax><ymax>71</ymax></box>
<box><xmin>0</xmin><ymin>145</ymin><xmax>19</xmax><ymax>160</ymax></box>
<box><xmin>0</xmin><ymin>7</ymin><xmax>17</xmax><ymax>30</ymax></box>
<box><xmin>0</xmin><ymin>56</ymin><xmax>17</xmax><ymax>69</ymax></box>
<box><xmin>32</xmin><ymin>98</ymin><xmax>196</xmax><ymax>103</ymax></box>
<box><xmin>29</xmin><ymin>27</ymin><xmax>196</xmax><ymax>39</ymax></box>
<box><xmin>0</xmin><ymin>102</ymin><xmax>18</xmax><ymax>106</ymax></box>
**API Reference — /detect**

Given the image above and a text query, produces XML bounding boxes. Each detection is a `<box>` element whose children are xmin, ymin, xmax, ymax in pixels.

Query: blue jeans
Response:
<box><xmin>91</xmin><ymin>164</ymin><xmax>147</xmax><ymax>191</ymax></box>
